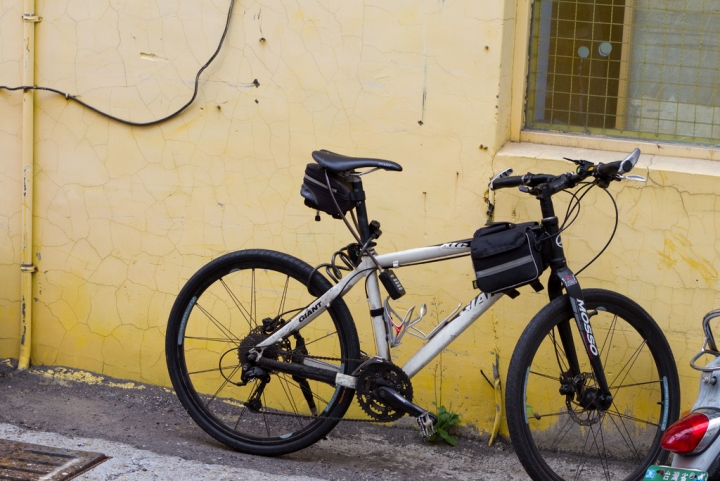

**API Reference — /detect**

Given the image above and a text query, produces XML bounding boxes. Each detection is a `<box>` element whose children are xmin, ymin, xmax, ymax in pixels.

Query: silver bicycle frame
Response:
<box><xmin>256</xmin><ymin>241</ymin><xmax>503</xmax><ymax>382</ymax></box>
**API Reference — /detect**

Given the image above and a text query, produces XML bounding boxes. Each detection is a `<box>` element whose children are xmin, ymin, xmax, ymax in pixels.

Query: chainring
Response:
<box><xmin>356</xmin><ymin>362</ymin><xmax>413</xmax><ymax>422</ymax></box>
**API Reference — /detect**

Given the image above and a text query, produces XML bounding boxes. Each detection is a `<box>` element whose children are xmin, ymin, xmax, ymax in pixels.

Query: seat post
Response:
<box><xmin>351</xmin><ymin>178</ymin><xmax>371</xmax><ymax>243</ymax></box>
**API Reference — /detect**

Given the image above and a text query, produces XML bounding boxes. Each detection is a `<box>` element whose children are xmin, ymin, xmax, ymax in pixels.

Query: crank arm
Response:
<box><xmin>376</xmin><ymin>386</ymin><xmax>437</xmax><ymax>438</ymax></box>
<box><xmin>376</xmin><ymin>386</ymin><xmax>425</xmax><ymax>417</ymax></box>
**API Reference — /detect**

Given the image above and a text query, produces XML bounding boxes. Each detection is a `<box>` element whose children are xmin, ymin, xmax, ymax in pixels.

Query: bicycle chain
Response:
<box><xmin>251</xmin><ymin>407</ymin><xmax>387</xmax><ymax>424</ymax></box>
<box><xmin>251</xmin><ymin>350</ymin><xmax>393</xmax><ymax>424</ymax></box>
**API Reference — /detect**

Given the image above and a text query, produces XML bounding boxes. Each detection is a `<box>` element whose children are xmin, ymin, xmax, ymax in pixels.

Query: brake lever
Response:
<box><xmin>619</xmin><ymin>174</ymin><xmax>646</xmax><ymax>182</ymax></box>
<box><xmin>563</xmin><ymin>157</ymin><xmax>583</xmax><ymax>165</ymax></box>
<box><xmin>489</xmin><ymin>168</ymin><xmax>513</xmax><ymax>188</ymax></box>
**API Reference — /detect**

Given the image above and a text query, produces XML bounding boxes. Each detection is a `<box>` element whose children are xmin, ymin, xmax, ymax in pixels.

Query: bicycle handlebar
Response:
<box><xmin>489</xmin><ymin>148</ymin><xmax>642</xmax><ymax>196</ymax></box>
<box><xmin>490</xmin><ymin>172</ymin><xmax>578</xmax><ymax>193</ymax></box>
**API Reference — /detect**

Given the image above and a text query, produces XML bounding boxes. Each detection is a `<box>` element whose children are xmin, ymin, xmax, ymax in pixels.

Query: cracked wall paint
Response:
<box><xmin>0</xmin><ymin>0</ymin><xmax>24</xmax><ymax>360</ymax></box>
<box><xmin>0</xmin><ymin>0</ymin><xmax>711</xmax><ymax>434</ymax></box>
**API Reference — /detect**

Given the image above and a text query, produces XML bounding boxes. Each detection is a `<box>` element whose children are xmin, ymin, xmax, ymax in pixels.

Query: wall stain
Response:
<box><xmin>659</xmin><ymin>236</ymin><xmax>717</xmax><ymax>286</ymax></box>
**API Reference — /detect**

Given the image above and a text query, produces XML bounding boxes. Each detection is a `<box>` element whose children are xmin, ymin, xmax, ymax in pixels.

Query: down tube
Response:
<box><xmin>402</xmin><ymin>292</ymin><xmax>503</xmax><ymax>378</ymax></box>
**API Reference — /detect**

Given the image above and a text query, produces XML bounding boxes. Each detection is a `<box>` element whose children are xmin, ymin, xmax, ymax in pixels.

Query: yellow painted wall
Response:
<box><xmin>0</xmin><ymin>0</ymin><xmax>717</xmax><ymax>435</ymax></box>
<box><xmin>0</xmin><ymin>1</ymin><xmax>24</xmax><ymax>360</ymax></box>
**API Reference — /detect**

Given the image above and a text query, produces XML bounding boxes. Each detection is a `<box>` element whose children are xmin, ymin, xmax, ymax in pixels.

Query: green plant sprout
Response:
<box><xmin>427</xmin><ymin>348</ymin><xmax>462</xmax><ymax>446</ymax></box>
<box><xmin>427</xmin><ymin>402</ymin><xmax>461</xmax><ymax>446</ymax></box>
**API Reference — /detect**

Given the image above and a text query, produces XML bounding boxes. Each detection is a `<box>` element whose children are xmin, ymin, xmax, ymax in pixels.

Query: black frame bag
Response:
<box><xmin>471</xmin><ymin>222</ymin><xmax>546</xmax><ymax>294</ymax></box>
<box><xmin>300</xmin><ymin>164</ymin><xmax>354</xmax><ymax>218</ymax></box>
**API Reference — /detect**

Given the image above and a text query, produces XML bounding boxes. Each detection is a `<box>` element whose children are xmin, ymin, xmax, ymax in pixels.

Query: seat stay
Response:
<box><xmin>254</xmin><ymin>261</ymin><xmax>368</xmax><ymax>350</ymax></box>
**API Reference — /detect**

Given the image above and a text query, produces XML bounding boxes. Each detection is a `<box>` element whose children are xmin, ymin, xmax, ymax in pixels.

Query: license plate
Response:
<box><xmin>645</xmin><ymin>465</ymin><xmax>708</xmax><ymax>480</ymax></box>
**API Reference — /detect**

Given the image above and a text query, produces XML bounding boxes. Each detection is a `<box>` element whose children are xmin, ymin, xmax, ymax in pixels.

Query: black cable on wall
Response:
<box><xmin>0</xmin><ymin>0</ymin><xmax>248</xmax><ymax>127</ymax></box>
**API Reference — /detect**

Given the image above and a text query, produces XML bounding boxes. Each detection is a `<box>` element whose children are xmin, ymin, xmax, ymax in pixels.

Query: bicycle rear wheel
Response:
<box><xmin>165</xmin><ymin>249</ymin><xmax>361</xmax><ymax>456</ymax></box>
<box><xmin>506</xmin><ymin>288</ymin><xmax>680</xmax><ymax>481</ymax></box>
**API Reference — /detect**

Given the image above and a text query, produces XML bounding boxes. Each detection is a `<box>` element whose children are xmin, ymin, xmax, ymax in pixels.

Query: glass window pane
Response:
<box><xmin>526</xmin><ymin>0</ymin><xmax>720</xmax><ymax>145</ymax></box>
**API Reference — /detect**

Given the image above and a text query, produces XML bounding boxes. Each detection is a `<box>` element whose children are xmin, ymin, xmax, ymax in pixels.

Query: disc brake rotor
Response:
<box><xmin>566</xmin><ymin>373</ymin><xmax>602</xmax><ymax>426</ymax></box>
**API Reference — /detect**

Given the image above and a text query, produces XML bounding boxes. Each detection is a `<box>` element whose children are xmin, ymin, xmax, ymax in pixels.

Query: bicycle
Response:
<box><xmin>165</xmin><ymin>148</ymin><xmax>680</xmax><ymax>481</ymax></box>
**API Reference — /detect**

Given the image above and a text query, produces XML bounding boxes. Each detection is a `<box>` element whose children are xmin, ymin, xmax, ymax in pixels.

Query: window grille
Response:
<box><xmin>526</xmin><ymin>0</ymin><xmax>720</xmax><ymax>146</ymax></box>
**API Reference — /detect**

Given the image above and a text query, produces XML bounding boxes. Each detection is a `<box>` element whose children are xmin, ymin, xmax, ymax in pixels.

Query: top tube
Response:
<box><xmin>373</xmin><ymin>242</ymin><xmax>471</xmax><ymax>269</ymax></box>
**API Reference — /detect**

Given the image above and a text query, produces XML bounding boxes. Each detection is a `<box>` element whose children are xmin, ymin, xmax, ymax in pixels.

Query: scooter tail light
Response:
<box><xmin>661</xmin><ymin>413</ymin><xmax>710</xmax><ymax>455</ymax></box>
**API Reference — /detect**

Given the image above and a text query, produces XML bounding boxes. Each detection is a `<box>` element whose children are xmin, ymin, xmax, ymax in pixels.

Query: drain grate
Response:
<box><xmin>0</xmin><ymin>439</ymin><xmax>107</xmax><ymax>481</ymax></box>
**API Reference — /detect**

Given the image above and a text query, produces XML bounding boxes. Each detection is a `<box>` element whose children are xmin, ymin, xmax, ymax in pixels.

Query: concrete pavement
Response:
<box><xmin>0</xmin><ymin>361</ymin><xmax>529</xmax><ymax>480</ymax></box>
<box><xmin>1</xmin><ymin>423</ymin><xmax>327</xmax><ymax>481</ymax></box>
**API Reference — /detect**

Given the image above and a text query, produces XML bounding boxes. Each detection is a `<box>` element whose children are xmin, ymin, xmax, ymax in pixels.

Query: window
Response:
<box><xmin>526</xmin><ymin>0</ymin><xmax>720</xmax><ymax>146</ymax></box>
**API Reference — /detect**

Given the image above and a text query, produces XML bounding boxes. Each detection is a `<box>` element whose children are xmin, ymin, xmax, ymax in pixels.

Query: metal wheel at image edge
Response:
<box><xmin>165</xmin><ymin>249</ymin><xmax>361</xmax><ymax>456</ymax></box>
<box><xmin>505</xmin><ymin>288</ymin><xmax>680</xmax><ymax>481</ymax></box>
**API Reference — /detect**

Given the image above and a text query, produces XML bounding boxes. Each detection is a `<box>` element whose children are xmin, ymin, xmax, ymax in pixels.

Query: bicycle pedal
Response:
<box><xmin>416</xmin><ymin>412</ymin><xmax>436</xmax><ymax>438</ymax></box>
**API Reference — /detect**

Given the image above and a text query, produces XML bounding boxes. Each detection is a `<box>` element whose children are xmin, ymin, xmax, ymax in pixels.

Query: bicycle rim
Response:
<box><xmin>167</xmin><ymin>251</ymin><xmax>358</xmax><ymax>453</ymax></box>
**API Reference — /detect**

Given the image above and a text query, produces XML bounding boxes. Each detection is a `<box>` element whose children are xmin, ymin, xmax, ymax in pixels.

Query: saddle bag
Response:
<box><xmin>471</xmin><ymin>222</ymin><xmax>546</xmax><ymax>294</ymax></box>
<box><xmin>300</xmin><ymin>164</ymin><xmax>355</xmax><ymax>218</ymax></box>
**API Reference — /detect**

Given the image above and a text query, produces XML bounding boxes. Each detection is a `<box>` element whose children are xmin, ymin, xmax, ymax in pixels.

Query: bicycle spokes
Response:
<box><xmin>520</xmin><ymin>300</ymin><xmax>668</xmax><ymax>480</ymax></box>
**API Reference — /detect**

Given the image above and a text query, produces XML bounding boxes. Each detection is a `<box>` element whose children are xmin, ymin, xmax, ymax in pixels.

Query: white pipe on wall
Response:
<box><xmin>18</xmin><ymin>0</ymin><xmax>39</xmax><ymax>370</ymax></box>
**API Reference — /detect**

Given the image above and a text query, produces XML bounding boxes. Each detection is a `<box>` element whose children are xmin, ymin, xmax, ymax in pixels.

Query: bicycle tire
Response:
<box><xmin>506</xmin><ymin>288</ymin><xmax>680</xmax><ymax>481</ymax></box>
<box><xmin>165</xmin><ymin>249</ymin><xmax>361</xmax><ymax>456</ymax></box>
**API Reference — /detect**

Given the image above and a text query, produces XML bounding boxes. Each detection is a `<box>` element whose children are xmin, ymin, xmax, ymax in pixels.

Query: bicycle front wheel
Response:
<box><xmin>506</xmin><ymin>288</ymin><xmax>680</xmax><ymax>481</ymax></box>
<box><xmin>166</xmin><ymin>249</ymin><xmax>361</xmax><ymax>456</ymax></box>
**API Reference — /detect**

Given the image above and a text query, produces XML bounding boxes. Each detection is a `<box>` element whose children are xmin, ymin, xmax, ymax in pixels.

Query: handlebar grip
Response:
<box><xmin>546</xmin><ymin>172</ymin><xmax>582</xmax><ymax>195</ymax></box>
<box><xmin>490</xmin><ymin>176</ymin><xmax>523</xmax><ymax>190</ymax></box>
<box><xmin>526</xmin><ymin>174</ymin><xmax>556</xmax><ymax>187</ymax></box>
<box><xmin>547</xmin><ymin>174</ymin><xmax>571</xmax><ymax>193</ymax></box>
<box><xmin>595</xmin><ymin>161</ymin><xmax>620</xmax><ymax>177</ymax></box>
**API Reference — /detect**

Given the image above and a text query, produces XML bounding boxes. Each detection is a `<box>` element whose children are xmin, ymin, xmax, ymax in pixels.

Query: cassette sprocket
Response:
<box><xmin>238</xmin><ymin>325</ymin><xmax>288</xmax><ymax>365</ymax></box>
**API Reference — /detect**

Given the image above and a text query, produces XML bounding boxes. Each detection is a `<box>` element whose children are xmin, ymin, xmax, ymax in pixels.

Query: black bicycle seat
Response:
<box><xmin>312</xmin><ymin>150</ymin><xmax>403</xmax><ymax>173</ymax></box>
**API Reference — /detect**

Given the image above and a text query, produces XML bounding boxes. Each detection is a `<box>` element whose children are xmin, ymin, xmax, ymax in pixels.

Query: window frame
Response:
<box><xmin>510</xmin><ymin>0</ymin><xmax>720</xmax><ymax>161</ymax></box>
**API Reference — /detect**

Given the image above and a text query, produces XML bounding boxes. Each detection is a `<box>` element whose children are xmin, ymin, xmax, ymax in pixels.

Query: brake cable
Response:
<box><xmin>551</xmin><ymin>179</ymin><xmax>620</xmax><ymax>275</ymax></box>
<box><xmin>575</xmin><ymin>186</ymin><xmax>619</xmax><ymax>275</ymax></box>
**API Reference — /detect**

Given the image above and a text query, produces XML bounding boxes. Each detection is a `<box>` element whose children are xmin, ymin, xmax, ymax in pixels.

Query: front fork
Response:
<box><xmin>543</xmin><ymin>207</ymin><xmax>612</xmax><ymax>410</ymax></box>
<box><xmin>550</xmin><ymin>267</ymin><xmax>613</xmax><ymax>410</ymax></box>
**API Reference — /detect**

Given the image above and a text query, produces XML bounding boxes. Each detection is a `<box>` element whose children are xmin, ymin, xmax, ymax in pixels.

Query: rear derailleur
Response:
<box><xmin>235</xmin><ymin>318</ymin><xmax>321</xmax><ymax>416</ymax></box>
<box><xmin>236</xmin><ymin>317</ymin><xmax>289</xmax><ymax>385</ymax></box>
<box><xmin>354</xmin><ymin>358</ymin><xmax>437</xmax><ymax>437</ymax></box>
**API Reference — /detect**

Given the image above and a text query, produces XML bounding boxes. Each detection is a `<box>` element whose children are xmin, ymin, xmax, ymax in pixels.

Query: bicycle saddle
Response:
<box><xmin>312</xmin><ymin>150</ymin><xmax>403</xmax><ymax>173</ymax></box>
